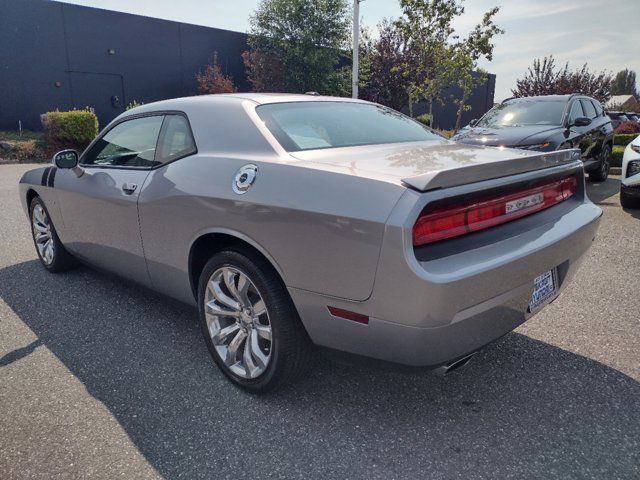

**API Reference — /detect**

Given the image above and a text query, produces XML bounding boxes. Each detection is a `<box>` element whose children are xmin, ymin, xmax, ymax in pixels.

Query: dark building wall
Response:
<box><xmin>0</xmin><ymin>0</ymin><xmax>249</xmax><ymax>130</ymax></box>
<box><xmin>408</xmin><ymin>72</ymin><xmax>496</xmax><ymax>131</ymax></box>
<box><xmin>0</xmin><ymin>0</ymin><xmax>494</xmax><ymax>132</ymax></box>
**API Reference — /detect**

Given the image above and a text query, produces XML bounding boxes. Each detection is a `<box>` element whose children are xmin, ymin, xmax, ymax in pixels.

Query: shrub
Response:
<box><xmin>126</xmin><ymin>100</ymin><xmax>144</xmax><ymax>111</ymax></box>
<box><xmin>612</xmin><ymin>145</ymin><xmax>625</xmax><ymax>167</ymax></box>
<box><xmin>615</xmin><ymin>121</ymin><xmax>640</xmax><ymax>135</ymax></box>
<box><xmin>41</xmin><ymin>108</ymin><xmax>99</xmax><ymax>148</ymax></box>
<box><xmin>436</xmin><ymin>129</ymin><xmax>455</xmax><ymax>138</ymax></box>
<box><xmin>415</xmin><ymin>113</ymin><xmax>432</xmax><ymax>126</ymax></box>
<box><xmin>196</xmin><ymin>52</ymin><xmax>235</xmax><ymax>94</ymax></box>
<box><xmin>614</xmin><ymin>133</ymin><xmax>637</xmax><ymax>146</ymax></box>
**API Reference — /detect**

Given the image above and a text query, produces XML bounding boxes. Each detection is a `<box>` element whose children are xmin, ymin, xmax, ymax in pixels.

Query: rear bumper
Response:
<box><xmin>290</xmin><ymin>181</ymin><xmax>601</xmax><ymax>367</ymax></box>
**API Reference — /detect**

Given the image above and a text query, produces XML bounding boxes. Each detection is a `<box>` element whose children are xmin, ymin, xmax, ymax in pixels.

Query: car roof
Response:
<box><xmin>212</xmin><ymin>93</ymin><xmax>371</xmax><ymax>105</ymax></box>
<box><xmin>502</xmin><ymin>94</ymin><xmax>602</xmax><ymax>104</ymax></box>
<box><xmin>503</xmin><ymin>94</ymin><xmax>572</xmax><ymax>103</ymax></box>
<box><xmin>127</xmin><ymin>93</ymin><xmax>371</xmax><ymax>114</ymax></box>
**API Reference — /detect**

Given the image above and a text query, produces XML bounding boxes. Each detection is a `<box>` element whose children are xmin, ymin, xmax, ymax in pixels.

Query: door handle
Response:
<box><xmin>122</xmin><ymin>183</ymin><xmax>138</xmax><ymax>195</ymax></box>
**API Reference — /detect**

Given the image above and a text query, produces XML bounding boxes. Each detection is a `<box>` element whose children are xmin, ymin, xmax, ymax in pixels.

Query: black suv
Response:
<box><xmin>452</xmin><ymin>94</ymin><xmax>615</xmax><ymax>181</ymax></box>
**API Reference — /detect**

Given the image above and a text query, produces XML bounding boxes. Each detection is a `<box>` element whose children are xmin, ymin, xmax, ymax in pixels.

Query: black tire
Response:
<box><xmin>29</xmin><ymin>196</ymin><xmax>77</xmax><ymax>272</ymax></box>
<box><xmin>589</xmin><ymin>144</ymin><xmax>611</xmax><ymax>182</ymax></box>
<box><xmin>620</xmin><ymin>188</ymin><xmax>640</xmax><ymax>209</ymax></box>
<box><xmin>197</xmin><ymin>247</ymin><xmax>313</xmax><ymax>393</ymax></box>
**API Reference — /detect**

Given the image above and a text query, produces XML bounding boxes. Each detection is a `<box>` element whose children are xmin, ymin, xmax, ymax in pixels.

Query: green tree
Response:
<box><xmin>451</xmin><ymin>7</ymin><xmax>503</xmax><ymax>131</ymax></box>
<box><xmin>244</xmin><ymin>0</ymin><xmax>351</xmax><ymax>94</ymax></box>
<box><xmin>394</xmin><ymin>0</ymin><xmax>501</xmax><ymax>127</ymax></box>
<box><xmin>611</xmin><ymin>69</ymin><xmax>638</xmax><ymax>97</ymax></box>
<box><xmin>394</xmin><ymin>0</ymin><xmax>463</xmax><ymax>121</ymax></box>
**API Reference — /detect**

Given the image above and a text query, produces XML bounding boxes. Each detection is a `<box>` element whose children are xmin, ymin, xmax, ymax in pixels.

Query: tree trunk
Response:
<box><xmin>408</xmin><ymin>96</ymin><xmax>413</xmax><ymax>117</ymax></box>
<box><xmin>455</xmin><ymin>92</ymin><xmax>470</xmax><ymax>132</ymax></box>
<box><xmin>428</xmin><ymin>97</ymin><xmax>434</xmax><ymax>127</ymax></box>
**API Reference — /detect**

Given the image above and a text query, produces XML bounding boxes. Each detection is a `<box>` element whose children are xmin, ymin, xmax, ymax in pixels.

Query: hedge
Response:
<box><xmin>614</xmin><ymin>134</ymin><xmax>636</xmax><ymax>146</ymax></box>
<box><xmin>41</xmin><ymin>109</ymin><xmax>99</xmax><ymax>148</ymax></box>
<box><xmin>612</xmin><ymin>145</ymin><xmax>625</xmax><ymax>168</ymax></box>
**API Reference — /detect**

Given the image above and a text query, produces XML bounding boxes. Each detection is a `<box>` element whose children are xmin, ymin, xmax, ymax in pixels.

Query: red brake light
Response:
<box><xmin>413</xmin><ymin>176</ymin><xmax>577</xmax><ymax>247</ymax></box>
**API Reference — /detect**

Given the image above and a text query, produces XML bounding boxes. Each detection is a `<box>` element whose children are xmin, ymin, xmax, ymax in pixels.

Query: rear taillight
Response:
<box><xmin>413</xmin><ymin>176</ymin><xmax>577</xmax><ymax>246</ymax></box>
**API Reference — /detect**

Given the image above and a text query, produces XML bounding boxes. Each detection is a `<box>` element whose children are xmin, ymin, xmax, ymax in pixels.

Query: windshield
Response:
<box><xmin>477</xmin><ymin>99</ymin><xmax>566</xmax><ymax>127</ymax></box>
<box><xmin>256</xmin><ymin>102</ymin><xmax>439</xmax><ymax>152</ymax></box>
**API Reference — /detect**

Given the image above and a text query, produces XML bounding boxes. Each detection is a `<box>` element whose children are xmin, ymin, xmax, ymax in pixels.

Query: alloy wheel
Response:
<box><xmin>204</xmin><ymin>266</ymin><xmax>272</xmax><ymax>379</ymax></box>
<box><xmin>32</xmin><ymin>204</ymin><xmax>54</xmax><ymax>265</ymax></box>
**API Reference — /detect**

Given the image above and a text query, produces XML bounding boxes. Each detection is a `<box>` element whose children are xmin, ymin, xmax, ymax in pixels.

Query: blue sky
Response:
<box><xmin>60</xmin><ymin>0</ymin><xmax>638</xmax><ymax>101</ymax></box>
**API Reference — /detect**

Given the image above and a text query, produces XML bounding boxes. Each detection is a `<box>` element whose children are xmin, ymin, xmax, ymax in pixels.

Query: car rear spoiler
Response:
<box><xmin>401</xmin><ymin>149</ymin><xmax>582</xmax><ymax>191</ymax></box>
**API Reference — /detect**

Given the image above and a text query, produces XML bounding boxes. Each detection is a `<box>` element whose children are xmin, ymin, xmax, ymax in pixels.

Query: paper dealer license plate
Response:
<box><xmin>528</xmin><ymin>269</ymin><xmax>557</xmax><ymax>312</ymax></box>
<box><xmin>506</xmin><ymin>192</ymin><xmax>544</xmax><ymax>214</ymax></box>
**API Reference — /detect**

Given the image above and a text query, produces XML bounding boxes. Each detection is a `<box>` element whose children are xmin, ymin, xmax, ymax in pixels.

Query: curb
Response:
<box><xmin>611</xmin><ymin>167</ymin><xmax>622</xmax><ymax>175</ymax></box>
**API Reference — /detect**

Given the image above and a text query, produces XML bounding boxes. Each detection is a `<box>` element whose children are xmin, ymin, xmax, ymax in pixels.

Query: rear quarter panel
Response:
<box><xmin>137</xmin><ymin>154</ymin><xmax>405</xmax><ymax>304</ymax></box>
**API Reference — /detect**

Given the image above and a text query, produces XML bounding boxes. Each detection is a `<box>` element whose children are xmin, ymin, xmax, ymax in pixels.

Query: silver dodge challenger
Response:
<box><xmin>20</xmin><ymin>94</ymin><xmax>602</xmax><ymax>392</ymax></box>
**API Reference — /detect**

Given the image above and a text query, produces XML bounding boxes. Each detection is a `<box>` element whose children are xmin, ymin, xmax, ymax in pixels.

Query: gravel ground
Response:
<box><xmin>1</xmin><ymin>164</ymin><xmax>638</xmax><ymax>480</ymax></box>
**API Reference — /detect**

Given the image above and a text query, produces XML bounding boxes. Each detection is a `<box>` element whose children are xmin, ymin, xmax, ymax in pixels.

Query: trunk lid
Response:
<box><xmin>290</xmin><ymin>140</ymin><xmax>580</xmax><ymax>191</ymax></box>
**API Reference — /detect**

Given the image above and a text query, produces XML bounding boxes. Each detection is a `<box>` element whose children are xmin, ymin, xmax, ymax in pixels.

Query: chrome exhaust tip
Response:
<box><xmin>435</xmin><ymin>352</ymin><xmax>476</xmax><ymax>376</ymax></box>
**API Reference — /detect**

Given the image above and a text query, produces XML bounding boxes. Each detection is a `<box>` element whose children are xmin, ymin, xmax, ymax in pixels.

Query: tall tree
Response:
<box><xmin>394</xmin><ymin>0</ymin><xmax>502</xmax><ymax>126</ymax></box>
<box><xmin>243</xmin><ymin>0</ymin><xmax>351</xmax><ymax>94</ymax></box>
<box><xmin>611</xmin><ymin>69</ymin><xmax>638</xmax><ymax>97</ymax></box>
<box><xmin>512</xmin><ymin>56</ymin><xmax>613</xmax><ymax>103</ymax></box>
<box><xmin>394</xmin><ymin>0</ymin><xmax>463</xmax><ymax>121</ymax></box>
<box><xmin>360</xmin><ymin>19</ymin><xmax>409</xmax><ymax>111</ymax></box>
<box><xmin>451</xmin><ymin>7</ymin><xmax>503</xmax><ymax>131</ymax></box>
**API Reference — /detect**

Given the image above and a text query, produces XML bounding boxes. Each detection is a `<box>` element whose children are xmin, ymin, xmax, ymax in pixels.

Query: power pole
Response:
<box><xmin>352</xmin><ymin>0</ymin><xmax>360</xmax><ymax>99</ymax></box>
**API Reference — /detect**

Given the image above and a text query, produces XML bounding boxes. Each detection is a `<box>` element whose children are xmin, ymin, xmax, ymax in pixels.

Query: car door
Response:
<box><xmin>565</xmin><ymin>100</ymin><xmax>591</xmax><ymax>160</ymax></box>
<box><xmin>580</xmin><ymin>99</ymin><xmax>602</xmax><ymax>158</ymax></box>
<box><xmin>54</xmin><ymin>114</ymin><xmax>165</xmax><ymax>285</ymax></box>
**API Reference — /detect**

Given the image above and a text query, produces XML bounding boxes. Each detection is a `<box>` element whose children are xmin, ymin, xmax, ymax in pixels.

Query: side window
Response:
<box><xmin>592</xmin><ymin>100</ymin><xmax>603</xmax><ymax>117</ymax></box>
<box><xmin>580</xmin><ymin>99</ymin><xmax>597</xmax><ymax>119</ymax></box>
<box><xmin>568</xmin><ymin>101</ymin><xmax>584</xmax><ymax>124</ymax></box>
<box><xmin>82</xmin><ymin>115</ymin><xmax>164</xmax><ymax>168</ymax></box>
<box><xmin>156</xmin><ymin>115</ymin><xmax>197</xmax><ymax>164</ymax></box>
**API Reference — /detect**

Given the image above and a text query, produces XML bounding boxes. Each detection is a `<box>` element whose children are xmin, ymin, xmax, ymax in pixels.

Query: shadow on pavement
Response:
<box><xmin>585</xmin><ymin>176</ymin><xmax>620</xmax><ymax>205</ymax></box>
<box><xmin>1</xmin><ymin>260</ymin><xmax>638</xmax><ymax>479</ymax></box>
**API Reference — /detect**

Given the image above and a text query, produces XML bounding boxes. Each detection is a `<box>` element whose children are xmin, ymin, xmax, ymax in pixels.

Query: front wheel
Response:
<box><xmin>620</xmin><ymin>188</ymin><xmax>640</xmax><ymax>209</ymax></box>
<box><xmin>197</xmin><ymin>248</ymin><xmax>312</xmax><ymax>393</ymax></box>
<box><xmin>29</xmin><ymin>197</ymin><xmax>77</xmax><ymax>272</ymax></box>
<box><xmin>588</xmin><ymin>144</ymin><xmax>611</xmax><ymax>182</ymax></box>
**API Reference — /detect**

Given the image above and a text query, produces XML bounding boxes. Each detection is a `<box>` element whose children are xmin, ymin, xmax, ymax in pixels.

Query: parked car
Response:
<box><xmin>625</xmin><ymin>113</ymin><xmax>640</xmax><ymax>123</ymax></box>
<box><xmin>608</xmin><ymin>111</ymin><xmax>631</xmax><ymax>129</ymax></box>
<box><xmin>621</xmin><ymin>134</ymin><xmax>640</xmax><ymax>208</ymax></box>
<box><xmin>452</xmin><ymin>95</ymin><xmax>615</xmax><ymax>181</ymax></box>
<box><xmin>19</xmin><ymin>94</ymin><xmax>601</xmax><ymax>392</ymax></box>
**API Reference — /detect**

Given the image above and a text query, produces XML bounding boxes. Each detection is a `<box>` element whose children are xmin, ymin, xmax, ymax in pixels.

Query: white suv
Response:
<box><xmin>621</xmin><ymin>135</ymin><xmax>640</xmax><ymax>208</ymax></box>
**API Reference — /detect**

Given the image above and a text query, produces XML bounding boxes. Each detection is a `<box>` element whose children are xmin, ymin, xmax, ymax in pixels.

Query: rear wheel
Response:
<box><xmin>588</xmin><ymin>144</ymin><xmax>611</xmax><ymax>182</ymax></box>
<box><xmin>29</xmin><ymin>197</ymin><xmax>77</xmax><ymax>272</ymax></box>
<box><xmin>197</xmin><ymin>248</ymin><xmax>312</xmax><ymax>393</ymax></box>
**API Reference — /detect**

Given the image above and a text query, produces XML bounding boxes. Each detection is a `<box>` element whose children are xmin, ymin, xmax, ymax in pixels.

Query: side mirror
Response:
<box><xmin>571</xmin><ymin>117</ymin><xmax>592</xmax><ymax>127</ymax></box>
<box><xmin>469</xmin><ymin>118</ymin><xmax>478</xmax><ymax>127</ymax></box>
<box><xmin>53</xmin><ymin>150</ymin><xmax>84</xmax><ymax>177</ymax></box>
<box><xmin>53</xmin><ymin>149</ymin><xmax>79</xmax><ymax>168</ymax></box>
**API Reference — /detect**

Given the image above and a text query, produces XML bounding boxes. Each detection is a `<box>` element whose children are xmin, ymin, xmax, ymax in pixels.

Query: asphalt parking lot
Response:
<box><xmin>0</xmin><ymin>163</ymin><xmax>638</xmax><ymax>480</ymax></box>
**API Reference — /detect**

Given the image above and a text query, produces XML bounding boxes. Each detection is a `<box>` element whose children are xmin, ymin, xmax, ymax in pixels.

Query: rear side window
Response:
<box><xmin>580</xmin><ymin>99</ymin><xmax>597</xmax><ymax>119</ymax></box>
<box><xmin>256</xmin><ymin>102</ymin><xmax>439</xmax><ymax>152</ymax></box>
<box><xmin>82</xmin><ymin>115</ymin><xmax>164</xmax><ymax>168</ymax></box>
<box><xmin>592</xmin><ymin>101</ymin><xmax>603</xmax><ymax>117</ymax></box>
<box><xmin>157</xmin><ymin>114</ymin><xmax>197</xmax><ymax>163</ymax></box>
